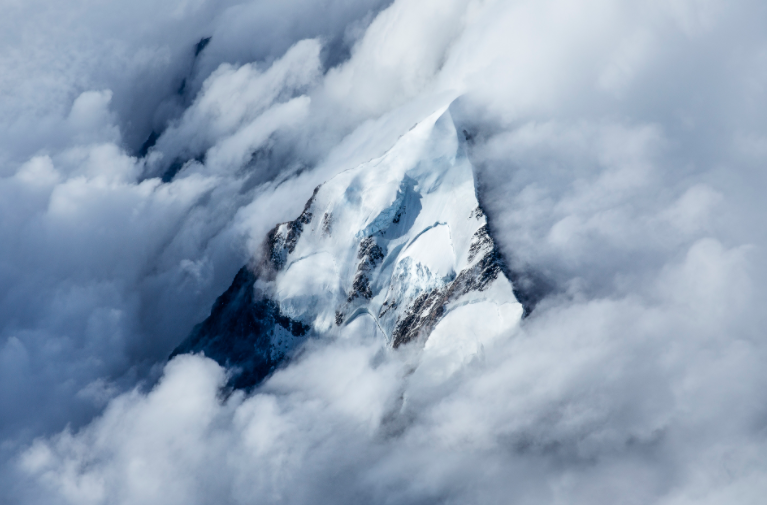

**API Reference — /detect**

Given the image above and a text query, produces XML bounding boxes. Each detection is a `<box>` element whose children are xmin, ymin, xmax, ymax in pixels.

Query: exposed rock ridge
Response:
<box><xmin>348</xmin><ymin>237</ymin><xmax>385</xmax><ymax>302</ymax></box>
<box><xmin>390</xmin><ymin>217</ymin><xmax>506</xmax><ymax>347</ymax></box>
<box><xmin>173</xmin><ymin>106</ymin><xmax>526</xmax><ymax>389</ymax></box>
<box><xmin>170</xmin><ymin>266</ymin><xmax>310</xmax><ymax>390</ymax></box>
<box><xmin>263</xmin><ymin>185</ymin><xmax>320</xmax><ymax>274</ymax></box>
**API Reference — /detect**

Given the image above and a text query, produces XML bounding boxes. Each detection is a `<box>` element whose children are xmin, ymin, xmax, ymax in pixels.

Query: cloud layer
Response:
<box><xmin>2</xmin><ymin>0</ymin><xmax>767</xmax><ymax>503</ymax></box>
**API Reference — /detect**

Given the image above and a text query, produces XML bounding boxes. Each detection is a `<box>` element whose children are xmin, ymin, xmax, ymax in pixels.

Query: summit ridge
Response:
<box><xmin>173</xmin><ymin>106</ymin><xmax>524</xmax><ymax>388</ymax></box>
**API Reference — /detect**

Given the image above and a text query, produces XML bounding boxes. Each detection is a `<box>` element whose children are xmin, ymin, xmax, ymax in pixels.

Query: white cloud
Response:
<box><xmin>3</xmin><ymin>0</ymin><xmax>767</xmax><ymax>503</ymax></box>
<box><xmin>151</xmin><ymin>38</ymin><xmax>322</xmax><ymax>175</ymax></box>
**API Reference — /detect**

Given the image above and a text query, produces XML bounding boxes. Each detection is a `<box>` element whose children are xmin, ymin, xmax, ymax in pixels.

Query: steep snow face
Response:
<box><xmin>174</xmin><ymin>106</ymin><xmax>523</xmax><ymax>388</ymax></box>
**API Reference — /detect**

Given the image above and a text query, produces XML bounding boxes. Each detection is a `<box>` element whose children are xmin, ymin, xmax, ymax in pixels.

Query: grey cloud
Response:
<box><xmin>0</xmin><ymin>0</ymin><xmax>388</xmax><ymax>461</ymax></box>
<box><xmin>3</xmin><ymin>0</ymin><xmax>767</xmax><ymax>503</ymax></box>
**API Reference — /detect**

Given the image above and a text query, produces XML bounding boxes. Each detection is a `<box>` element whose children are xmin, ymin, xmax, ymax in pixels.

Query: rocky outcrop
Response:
<box><xmin>170</xmin><ymin>267</ymin><xmax>311</xmax><ymax>389</ymax></box>
<box><xmin>173</xmin><ymin>106</ymin><xmax>527</xmax><ymax>389</ymax></box>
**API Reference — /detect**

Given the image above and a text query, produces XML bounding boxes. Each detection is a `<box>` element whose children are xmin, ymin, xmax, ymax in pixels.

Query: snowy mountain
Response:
<box><xmin>173</xmin><ymin>106</ymin><xmax>525</xmax><ymax>388</ymax></box>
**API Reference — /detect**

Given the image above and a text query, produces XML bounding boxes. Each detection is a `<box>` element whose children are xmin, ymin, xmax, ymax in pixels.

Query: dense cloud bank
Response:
<box><xmin>2</xmin><ymin>0</ymin><xmax>767</xmax><ymax>503</ymax></box>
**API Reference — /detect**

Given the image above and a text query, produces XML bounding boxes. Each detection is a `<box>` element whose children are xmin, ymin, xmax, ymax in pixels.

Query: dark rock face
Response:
<box><xmin>173</xmin><ymin>189</ymin><xmax>322</xmax><ymax>389</ymax></box>
<box><xmin>170</xmin><ymin>267</ymin><xmax>310</xmax><ymax>390</ymax></box>
<box><xmin>348</xmin><ymin>237</ymin><xmax>385</xmax><ymax>302</ymax></box>
<box><xmin>263</xmin><ymin>186</ymin><xmax>319</xmax><ymax>273</ymax></box>
<box><xmin>172</xmin><ymin>188</ymin><xmax>326</xmax><ymax>389</ymax></box>
<box><xmin>390</xmin><ymin>224</ymin><xmax>505</xmax><ymax>348</ymax></box>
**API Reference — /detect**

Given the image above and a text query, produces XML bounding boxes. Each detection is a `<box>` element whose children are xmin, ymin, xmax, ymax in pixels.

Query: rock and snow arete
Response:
<box><xmin>172</xmin><ymin>106</ymin><xmax>525</xmax><ymax>389</ymax></box>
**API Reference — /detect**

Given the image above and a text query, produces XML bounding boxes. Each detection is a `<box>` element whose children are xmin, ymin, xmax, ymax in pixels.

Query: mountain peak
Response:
<box><xmin>173</xmin><ymin>108</ymin><xmax>523</xmax><ymax>388</ymax></box>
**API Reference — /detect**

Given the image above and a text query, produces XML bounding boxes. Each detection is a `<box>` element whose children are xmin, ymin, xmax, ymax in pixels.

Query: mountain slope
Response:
<box><xmin>173</xmin><ymin>106</ymin><xmax>524</xmax><ymax>388</ymax></box>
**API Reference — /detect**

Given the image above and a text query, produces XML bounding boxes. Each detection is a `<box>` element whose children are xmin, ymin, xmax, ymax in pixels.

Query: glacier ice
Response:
<box><xmin>173</xmin><ymin>105</ymin><xmax>524</xmax><ymax>388</ymax></box>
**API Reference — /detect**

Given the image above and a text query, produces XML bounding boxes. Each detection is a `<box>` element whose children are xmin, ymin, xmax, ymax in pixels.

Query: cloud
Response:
<box><xmin>0</xmin><ymin>0</ymin><xmax>387</xmax><ymax>459</ymax></box>
<box><xmin>147</xmin><ymin>38</ymin><xmax>322</xmax><ymax>177</ymax></box>
<box><xmin>3</xmin><ymin>0</ymin><xmax>767</xmax><ymax>503</ymax></box>
<box><xmin>15</xmin><ymin>240</ymin><xmax>767</xmax><ymax>504</ymax></box>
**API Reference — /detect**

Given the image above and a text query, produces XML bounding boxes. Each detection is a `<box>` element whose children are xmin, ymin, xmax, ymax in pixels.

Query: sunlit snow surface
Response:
<box><xmin>180</xmin><ymin>105</ymin><xmax>523</xmax><ymax>384</ymax></box>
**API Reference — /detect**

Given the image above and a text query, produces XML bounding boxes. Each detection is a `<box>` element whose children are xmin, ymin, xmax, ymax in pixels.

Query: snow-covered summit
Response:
<box><xmin>173</xmin><ymin>106</ymin><xmax>523</xmax><ymax>388</ymax></box>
